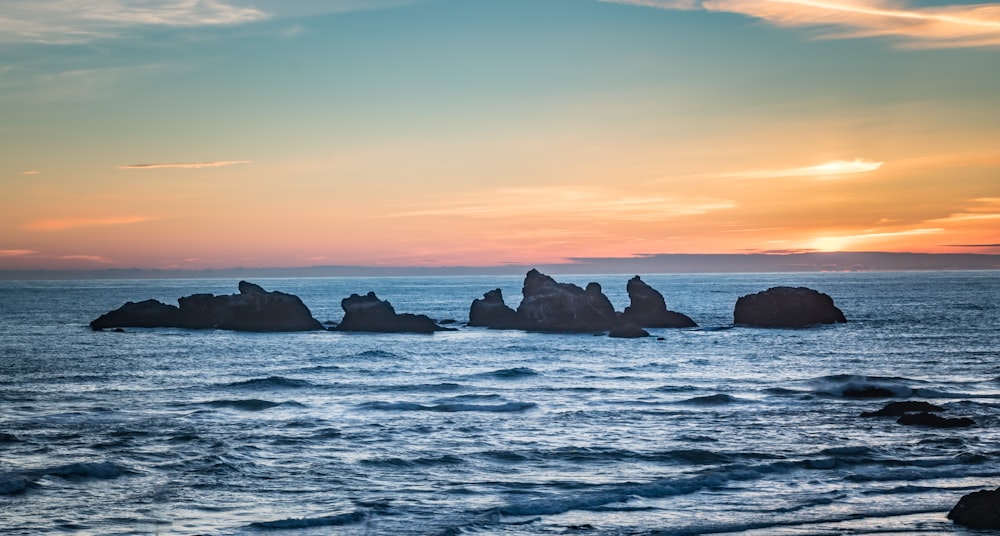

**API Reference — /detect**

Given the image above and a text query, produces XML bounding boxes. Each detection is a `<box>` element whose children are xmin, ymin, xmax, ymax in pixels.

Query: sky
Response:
<box><xmin>1</xmin><ymin>0</ymin><xmax>999</xmax><ymax>270</ymax></box>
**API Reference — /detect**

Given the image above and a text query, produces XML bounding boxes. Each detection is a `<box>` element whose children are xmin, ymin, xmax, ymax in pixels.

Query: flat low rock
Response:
<box><xmin>896</xmin><ymin>412</ymin><xmax>975</xmax><ymax>428</ymax></box>
<box><xmin>860</xmin><ymin>401</ymin><xmax>946</xmax><ymax>417</ymax></box>
<box><xmin>734</xmin><ymin>286</ymin><xmax>846</xmax><ymax>328</ymax></box>
<box><xmin>948</xmin><ymin>487</ymin><xmax>1000</xmax><ymax>529</ymax></box>
<box><xmin>335</xmin><ymin>292</ymin><xmax>452</xmax><ymax>333</ymax></box>
<box><xmin>90</xmin><ymin>281</ymin><xmax>323</xmax><ymax>332</ymax></box>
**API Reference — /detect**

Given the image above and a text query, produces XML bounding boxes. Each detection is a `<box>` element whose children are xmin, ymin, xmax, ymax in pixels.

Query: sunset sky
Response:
<box><xmin>2</xmin><ymin>0</ymin><xmax>999</xmax><ymax>270</ymax></box>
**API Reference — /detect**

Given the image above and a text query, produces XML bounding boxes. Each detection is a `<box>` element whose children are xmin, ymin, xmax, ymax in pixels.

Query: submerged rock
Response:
<box><xmin>335</xmin><ymin>292</ymin><xmax>452</xmax><ymax>333</ymax></box>
<box><xmin>896</xmin><ymin>412</ymin><xmax>975</xmax><ymax>428</ymax></box>
<box><xmin>608</xmin><ymin>322</ymin><xmax>649</xmax><ymax>339</ymax></box>
<box><xmin>948</xmin><ymin>487</ymin><xmax>1000</xmax><ymax>529</ymax></box>
<box><xmin>621</xmin><ymin>275</ymin><xmax>696</xmax><ymax>328</ymax></box>
<box><xmin>860</xmin><ymin>401</ymin><xmax>946</xmax><ymax>417</ymax></box>
<box><xmin>90</xmin><ymin>281</ymin><xmax>323</xmax><ymax>332</ymax></box>
<box><xmin>733</xmin><ymin>286</ymin><xmax>846</xmax><ymax>328</ymax></box>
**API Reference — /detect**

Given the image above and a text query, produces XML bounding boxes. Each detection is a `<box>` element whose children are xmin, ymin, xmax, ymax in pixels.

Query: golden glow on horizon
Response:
<box><xmin>722</xmin><ymin>158</ymin><xmax>884</xmax><ymax>178</ymax></box>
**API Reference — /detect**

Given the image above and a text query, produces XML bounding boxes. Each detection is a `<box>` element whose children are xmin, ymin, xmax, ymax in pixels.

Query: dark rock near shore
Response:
<box><xmin>896</xmin><ymin>412</ymin><xmax>975</xmax><ymax>428</ymax></box>
<box><xmin>335</xmin><ymin>292</ymin><xmax>452</xmax><ymax>333</ymax></box>
<box><xmin>608</xmin><ymin>323</ymin><xmax>649</xmax><ymax>338</ymax></box>
<box><xmin>842</xmin><ymin>386</ymin><xmax>896</xmax><ymax>398</ymax></box>
<box><xmin>734</xmin><ymin>286</ymin><xmax>846</xmax><ymax>328</ymax></box>
<box><xmin>469</xmin><ymin>288</ymin><xmax>519</xmax><ymax>328</ymax></box>
<box><xmin>515</xmin><ymin>270</ymin><xmax>617</xmax><ymax>332</ymax></box>
<box><xmin>860</xmin><ymin>401</ymin><xmax>946</xmax><ymax>417</ymax></box>
<box><xmin>621</xmin><ymin>276</ymin><xmax>696</xmax><ymax>328</ymax></box>
<box><xmin>90</xmin><ymin>281</ymin><xmax>323</xmax><ymax>332</ymax></box>
<box><xmin>948</xmin><ymin>487</ymin><xmax>1000</xmax><ymax>529</ymax></box>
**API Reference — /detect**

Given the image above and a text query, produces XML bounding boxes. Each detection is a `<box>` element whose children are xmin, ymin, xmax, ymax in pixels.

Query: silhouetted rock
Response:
<box><xmin>621</xmin><ymin>276</ymin><xmax>697</xmax><ymax>328</ymax></box>
<box><xmin>860</xmin><ymin>401</ymin><xmax>945</xmax><ymax>417</ymax></box>
<box><xmin>608</xmin><ymin>322</ymin><xmax>649</xmax><ymax>338</ymax></box>
<box><xmin>897</xmin><ymin>412</ymin><xmax>975</xmax><ymax>428</ymax></box>
<box><xmin>335</xmin><ymin>292</ymin><xmax>451</xmax><ymax>333</ymax></box>
<box><xmin>734</xmin><ymin>286</ymin><xmax>846</xmax><ymax>327</ymax></box>
<box><xmin>90</xmin><ymin>281</ymin><xmax>322</xmax><ymax>332</ymax></box>
<box><xmin>469</xmin><ymin>288</ymin><xmax>519</xmax><ymax>328</ymax></box>
<box><xmin>515</xmin><ymin>270</ymin><xmax>617</xmax><ymax>332</ymax></box>
<box><xmin>948</xmin><ymin>487</ymin><xmax>1000</xmax><ymax>529</ymax></box>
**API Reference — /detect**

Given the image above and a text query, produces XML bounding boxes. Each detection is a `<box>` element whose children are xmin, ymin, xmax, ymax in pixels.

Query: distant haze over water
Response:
<box><xmin>1</xmin><ymin>252</ymin><xmax>997</xmax><ymax>280</ymax></box>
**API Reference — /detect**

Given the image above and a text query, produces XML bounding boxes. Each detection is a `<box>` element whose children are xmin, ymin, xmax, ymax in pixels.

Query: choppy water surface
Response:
<box><xmin>1</xmin><ymin>272</ymin><xmax>998</xmax><ymax>535</ymax></box>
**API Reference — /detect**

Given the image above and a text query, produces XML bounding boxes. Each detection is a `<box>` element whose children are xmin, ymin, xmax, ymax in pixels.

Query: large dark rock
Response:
<box><xmin>948</xmin><ymin>487</ymin><xmax>1000</xmax><ymax>529</ymax></box>
<box><xmin>621</xmin><ymin>276</ymin><xmax>697</xmax><ymax>328</ymax></box>
<box><xmin>335</xmin><ymin>292</ymin><xmax>451</xmax><ymax>333</ymax></box>
<box><xmin>468</xmin><ymin>289</ymin><xmax>519</xmax><ymax>328</ymax></box>
<box><xmin>90</xmin><ymin>281</ymin><xmax>323</xmax><ymax>332</ymax></box>
<box><xmin>514</xmin><ymin>269</ymin><xmax>617</xmax><ymax>332</ymax></box>
<box><xmin>733</xmin><ymin>286</ymin><xmax>846</xmax><ymax>327</ymax></box>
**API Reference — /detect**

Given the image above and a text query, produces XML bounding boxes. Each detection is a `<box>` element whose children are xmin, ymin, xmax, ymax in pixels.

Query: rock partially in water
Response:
<box><xmin>468</xmin><ymin>288</ymin><xmax>519</xmax><ymax>329</ymax></box>
<box><xmin>335</xmin><ymin>292</ymin><xmax>452</xmax><ymax>333</ymax></box>
<box><xmin>734</xmin><ymin>286</ymin><xmax>846</xmax><ymax>328</ymax></box>
<box><xmin>608</xmin><ymin>322</ymin><xmax>649</xmax><ymax>339</ymax></box>
<box><xmin>90</xmin><ymin>281</ymin><xmax>323</xmax><ymax>332</ymax></box>
<box><xmin>621</xmin><ymin>276</ymin><xmax>696</xmax><ymax>328</ymax></box>
<box><xmin>896</xmin><ymin>412</ymin><xmax>975</xmax><ymax>428</ymax></box>
<box><xmin>948</xmin><ymin>487</ymin><xmax>1000</xmax><ymax>529</ymax></box>
<box><xmin>515</xmin><ymin>270</ymin><xmax>618</xmax><ymax>332</ymax></box>
<box><xmin>860</xmin><ymin>401</ymin><xmax>945</xmax><ymax>417</ymax></box>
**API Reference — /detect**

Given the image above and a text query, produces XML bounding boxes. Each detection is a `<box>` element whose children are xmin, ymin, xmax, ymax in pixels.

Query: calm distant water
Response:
<box><xmin>1</xmin><ymin>272</ymin><xmax>999</xmax><ymax>535</ymax></box>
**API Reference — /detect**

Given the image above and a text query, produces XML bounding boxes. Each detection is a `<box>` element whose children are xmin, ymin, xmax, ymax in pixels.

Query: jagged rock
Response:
<box><xmin>514</xmin><ymin>270</ymin><xmax>617</xmax><ymax>332</ymax></box>
<box><xmin>734</xmin><ymin>286</ymin><xmax>846</xmax><ymax>327</ymax></box>
<box><xmin>860</xmin><ymin>401</ymin><xmax>946</xmax><ymax>417</ymax></box>
<box><xmin>468</xmin><ymin>288</ymin><xmax>519</xmax><ymax>328</ymax></box>
<box><xmin>608</xmin><ymin>322</ymin><xmax>649</xmax><ymax>338</ymax></box>
<box><xmin>897</xmin><ymin>412</ymin><xmax>975</xmax><ymax>428</ymax></box>
<box><xmin>335</xmin><ymin>292</ymin><xmax>451</xmax><ymax>333</ymax></box>
<box><xmin>948</xmin><ymin>487</ymin><xmax>1000</xmax><ymax>529</ymax></box>
<box><xmin>90</xmin><ymin>281</ymin><xmax>322</xmax><ymax>332</ymax></box>
<box><xmin>621</xmin><ymin>276</ymin><xmax>697</xmax><ymax>328</ymax></box>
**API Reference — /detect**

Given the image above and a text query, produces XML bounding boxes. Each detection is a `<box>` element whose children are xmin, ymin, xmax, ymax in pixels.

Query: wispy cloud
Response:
<box><xmin>20</xmin><ymin>170</ymin><xmax>41</xmax><ymax>175</ymax></box>
<box><xmin>388</xmin><ymin>186</ymin><xmax>735</xmax><ymax>222</ymax></box>
<box><xmin>21</xmin><ymin>215</ymin><xmax>153</xmax><ymax>231</ymax></box>
<box><xmin>59</xmin><ymin>254</ymin><xmax>116</xmax><ymax>264</ymax></box>
<box><xmin>927</xmin><ymin>197</ymin><xmax>1000</xmax><ymax>224</ymax></box>
<box><xmin>0</xmin><ymin>1</ymin><xmax>425</xmax><ymax>44</ymax></box>
<box><xmin>0</xmin><ymin>249</ymin><xmax>37</xmax><ymax>257</ymax></box>
<box><xmin>722</xmin><ymin>158</ymin><xmax>884</xmax><ymax>179</ymax></box>
<box><xmin>604</xmin><ymin>0</ymin><xmax>1000</xmax><ymax>48</ymax></box>
<box><xmin>119</xmin><ymin>160</ymin><xmax>251</xmax><ymax>169</ymax></box>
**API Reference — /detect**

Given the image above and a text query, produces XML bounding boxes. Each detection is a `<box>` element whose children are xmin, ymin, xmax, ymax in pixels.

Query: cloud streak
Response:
<box><xmin>21</xmin><ymin>216</ymin><xmax>153</xmax><ymax>231</ymax></box>
<box><xmin>0</xmin><ymin>249</ymin><xmax>37</xmax><ymax>257</ymax></box>
<box><xmin>722</xmin><ymin>158</ymin><xmax>884</xmax><ymax>179</ymax></box>
<box><xmin>605</xmin><ymin>0</ymin><xmax>1000</xmax><ymax>48</ymax></box>
<box><xmin>119</xmin><ymin>160</ymin><xmax>251</xmax><ymax>169</ymax></box>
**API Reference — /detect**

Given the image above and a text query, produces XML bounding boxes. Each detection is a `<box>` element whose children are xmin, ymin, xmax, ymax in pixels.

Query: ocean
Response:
<box><xmin>1</xmin><ymin>271</ymin><xmax>998</xmax><ymax>535</ymax></box>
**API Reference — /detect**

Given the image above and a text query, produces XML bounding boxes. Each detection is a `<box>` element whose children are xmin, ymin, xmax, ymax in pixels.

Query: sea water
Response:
<box><xmin>0</xmin><ymin>271</ymin><xmax>998</xmax><ymax>535</ymax></box>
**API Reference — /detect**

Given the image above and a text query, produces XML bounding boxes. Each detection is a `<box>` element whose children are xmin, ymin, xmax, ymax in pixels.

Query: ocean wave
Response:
<box><xmin>1</xmin><ymin>461</ymin><xmax>131</xmax><ymax>495</ymax></box>
<box><xmin>202</xmin><ymin>399</ymin><xmax>303</xmax><ymax>411</ymax></box>
<box><xmin>359</xmin><ymin>401</ymin><xmax>537</xmax><ymax>413</ymax></box>
<box><xmin>248</xmin><ymin>510</ymin><xmax>366</xmax><ymax>530</ymax></box>
<box><xmin>810</xmin><ymin>375</ymin><xmax>914</xmax><ymax>398</ymax></box>
<box><xmin>219</xmin><ymin>376</ymin><xmax>314</xmax><ymax>389</ymax></box>
<box><xmin>479</xmin><ymin>367</ymin><xmax>539</xmax><ymax>379</ymax></box>
<box><xmin>676</xmin><ymin>393</ymin><xmax>744</xmax><ymax>405</ymax></box>
<box><xmin>360</xmin><ymin>454</ymin><xmax>465</xmax><ymax>468</ymax></box>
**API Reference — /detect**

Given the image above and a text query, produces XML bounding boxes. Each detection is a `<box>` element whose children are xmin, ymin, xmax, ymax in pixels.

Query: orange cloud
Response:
<box><xmin>0</xmin><ymin>249</ymin><xmax>37</xmax><ymax>257</ymax></box>
<box><xmin>606</xmin><ymin>0</ymin><xmax>1000</xmax><ymax>48</ymax></box>
<box><xmin>119</xmin><ymin>160</ymin><xmax>251</xmax><ymax>170</ymax></box>
<box><xmin>20</xmin><ymin>170</ymin><xmax>41</xmax><ymax>175</ymax></box>
<box><xmin>722</xmin><ymin>158</ymin><xmax>884</xmax><ymax>179</ymax></box>
<box><xmin>21</xmin><ymin>216</ymin><xmax>153</xmax><ymax>231</ymax></box>
<box><xmin>59</xmin><ymin>254</ymin><xmax>115</xmax><ymax>264</ymax></box>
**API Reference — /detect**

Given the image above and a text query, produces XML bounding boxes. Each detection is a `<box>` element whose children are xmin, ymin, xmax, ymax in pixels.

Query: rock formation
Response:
<box><xmin>468</xmin><ymin>289</ymin><xmax>519</xmax><ymax>328</ymax></box>
<box><xmin>733</xmin><ymin>286</ymin><xmax>846</xmax><ymax>327</ymax></box>
<box><xmin>948</xmin><ymin>487</ymin><xmax>1000</xmax><ymax>529</ymax></box>
<box><xmin>896</xmin><ymin>412</ymin><xmax>975</xmax><ymax>428</ymax></box>
<box><xmin>621</xmin><ymin>276</ymin><xmax>697</xmax><ymax>328</ymax></box>
<box><xmin>514</xmin><ymin>269</ymin><xmax>617</xmax><ymax>332</ymax></box>
<box><xmin>90</xmin><ymin>281</ymin><xmax>323</xmax><ymax>332</ymax></box>
<box><xmin>860</xmin><ymin>401</ymin><xmax>945</xmax><ymax>417</ymax></box>
<box><xmin>608</xmin><ymin>323</ymin><xmax>649</xmax><ymax>338</ymax></box>
<box><xmin>335</xmin><ymin>292</ymin><xmax>451</xmax><ymax>333</ymax></box>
